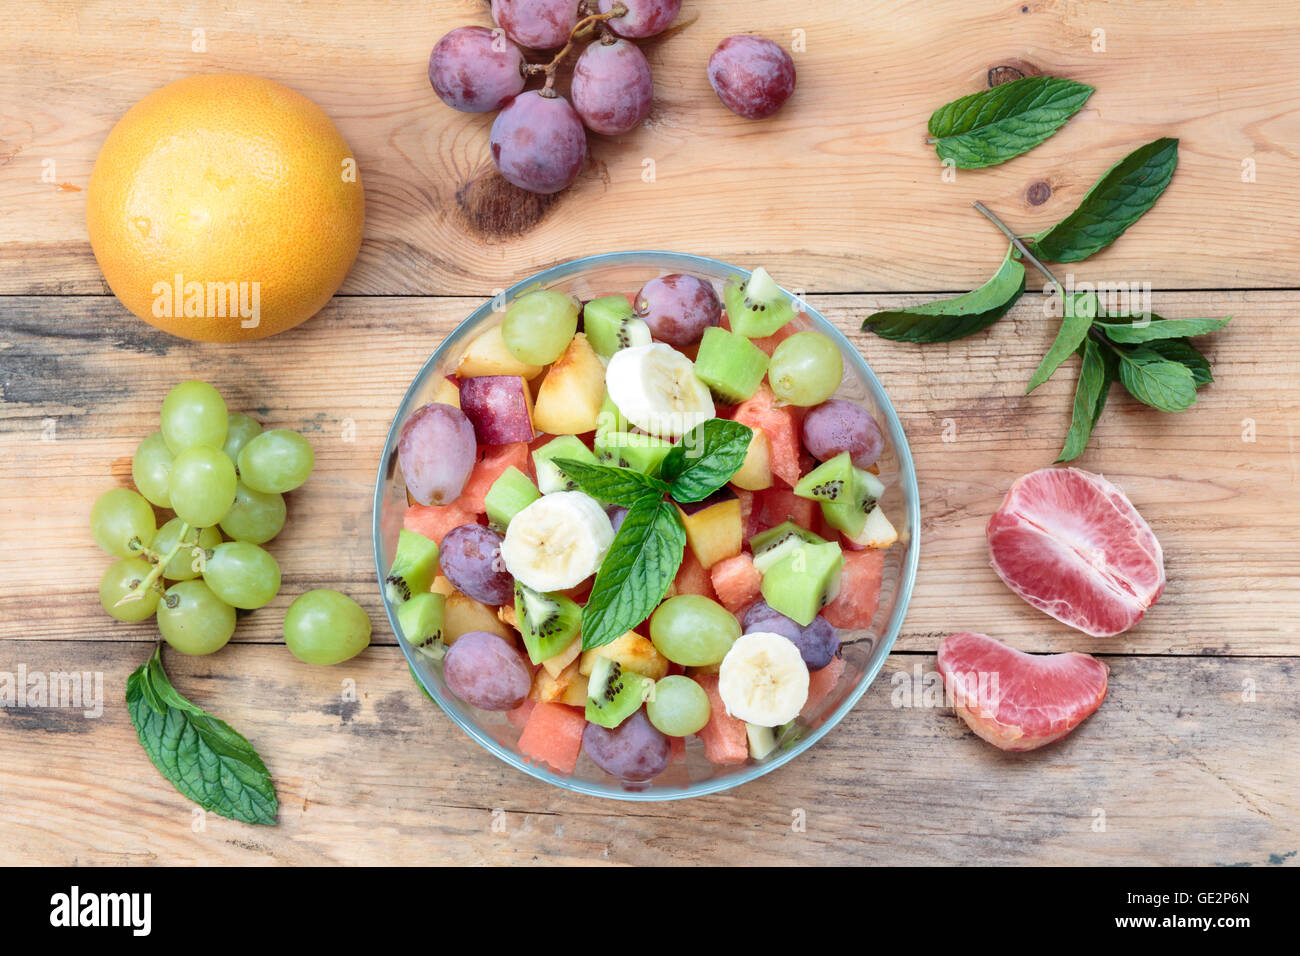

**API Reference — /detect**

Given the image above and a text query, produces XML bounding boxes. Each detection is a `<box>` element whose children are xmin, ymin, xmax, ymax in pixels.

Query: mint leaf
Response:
<box><xmin>1100</xmin><ymin>314</ymin><xmax>1231</xmax><ymax>344</ymax></box>
<box><xmin>1144</xmin><ymin>338</ymin><xmax>1213</xmax><ymax>388</ymax></box>
<box><xmin>1117</xmin><ymin>349</ymin><xmax>1197</xmax><ymax>412</ymax></box>
<box><xmin>929</xmin><ymin>76</ymin><xmax>1095</xmax><ymax>169</ymax></box>
<box><xmin>1028</xmin><ymin>138</ymin><xmax>1179</xmax><ymax>263</ymax></box>
<box><xmin>1057</xmin><ymin>337</ymin><xmax>1111</xmax><ymax>462</ymax></box>
<box><xmin>552</xmin><ymin>457</ymin><xmax>667</xmax><ymax>507</ymax></box>
<box><xmin>581</xmin><ymin>496</ymin><xmax>685</xmax><ymax>651</ymax></box>
<box><xmin>1027</xmin><ymin>292</ymin><xmax>1097</xmax><ymax>392</ymax></box>
<box><xmin>863</xmin><ymin>245</ymin><xmax>1026</xmax><ymax>342</ymax></box>
<box><xmin>126</xmin><ymin>647</ymin><xmax>278</xmax><ymax>825</ymax></box>
<box><xmin>660</xmin><ymin>419</ymin><xmax>753</xmax><ymax>503</ymax></box>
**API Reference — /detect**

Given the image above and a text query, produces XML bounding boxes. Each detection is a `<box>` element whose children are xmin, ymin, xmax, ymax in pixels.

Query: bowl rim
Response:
<box><xmin>372</xmin><ymin>250</ymin><xmax>921</xmax><ymax>801</ymax></box>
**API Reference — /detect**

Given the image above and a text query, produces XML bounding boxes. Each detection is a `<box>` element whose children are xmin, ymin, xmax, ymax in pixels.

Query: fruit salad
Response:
<box><xmin>387</xmin><ymin>266</ymin><xmax>898</xmax><ymax>784</ymax></box>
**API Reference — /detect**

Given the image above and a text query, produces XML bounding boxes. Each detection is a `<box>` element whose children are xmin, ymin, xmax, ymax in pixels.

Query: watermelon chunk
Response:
<box><xmin>694</xmin><ymin>675</ymin><xmax>748</xmax><ymax>765</ymax></box>
<box><xmin>669</xmin><ymin>735</ymin><xmax>686</xmax><ymax>764</ymax></box>
<box><xmin>800</xmin><ymin>655</ymin><xmax>846</xmax><ymax>719</ymax></box>
<box><xmin>455</xmin><ymin>442</ymin><xmax>533</xmax><ymax>514</ymax></box>
<box><xmin>404</xmin><ymin>501</ymin><xmax>480</xmax><ymax>547</ymax></box>
<box><xmin>517</xmin><ymin>702</ymin><xmax>586</xmax><ymax>774</ymax></box>
<box><xmin>747</xmin><ymin>322</ymin><xmax>798</xmax><ymax>358</ymax></box>
<box><xmin>753</xmin><ymin>485</ymin><xmax>817</xmax><ymax>532</ymax></box>
<box><xmin>731</xmin><ymin>385</ymin><xmax>803</xmax><ymax>487</ymax></box>
<box><xmin>710</xmin><ymin>553</ymin><xmax>761</xmax><ymax>615</ymax></box>
<box><xmin>821</xmin><ymin>548</ymin><xmax>883</xmax><ymax>629</ymax></box>
<box><xmin>507</xmin><ymin>697</ymin><xmax>537</xmax><ymax>730</ymax></box>
<box><xmin>672</xmin><ymin>548</ymin><xmax>718</xmax><ymax>602</ymax></box>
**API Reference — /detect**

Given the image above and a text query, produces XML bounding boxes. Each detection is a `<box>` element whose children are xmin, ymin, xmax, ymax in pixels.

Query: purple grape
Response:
<box><xmin>571</xmin><ymin>38</ymin><xmax>653</xmax><ymax>135</ymax></box>
<box><xmin>439</xmin><ymin>525</ymin><xmax>514</xmax><ymax>605</ymax></box>
<box><xmin>598</xmin><ymin>0</ymin><xmax>680</xmax><ymax>38</ymax></box>
<box><xmin>428</xmin><ymin>26</ymin><xmax>526</xmax><ymax>113</ymax></box>
<box><xmin>490</xmin><ymin>90</ymin><xmax>588</xmax><ymax>194</ymax></box>
<box><xmin>582</xmin><ymin>710</ymin><xmax>671</xmax><ymax>781</ymax></box>
<box><xmin>801</xmin><ymin>399</ymin><xmax>885</xmax><ymax>469</ymax></box>
<box><xmin>398</xmin><ymin>403</ymin><xmax>477</xmax><ymax>506</ymax></box>
<box><xmin>634</xmin><ymin>274</ymin><xmax>720</xmax><ymax>347</ymax></box>
<box><xmin>443</xmin><ymin>631</ymin><xmax>532</xmax><ymax>711</ymax></box>
<box><xmin>707</xmin><ymin>35</ymin><xmax>796</xmax><ymax>120</ymax></box>
<box><xmin>792</xmin><ymin>615</ymin><xmax>839</xmax><ymax>670</ymax></box>
<box><xmin>491</xmin><ymin>0</ymin><xmax>579</xmax><ymax>49</ymax></box>
<box><xmin>606</xmin><ymin>505</ymin><xmax>629</xmax><ymax>534</ymax></box>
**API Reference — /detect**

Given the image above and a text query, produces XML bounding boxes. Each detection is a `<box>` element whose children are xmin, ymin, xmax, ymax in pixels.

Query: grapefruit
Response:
<box><xmin>937</xmin><ymin>631</ymin><xmax>1108</xmax><ymax>751</ymax></box>
<box><xmin>87</xmin><ymin>74</ymin><xmax>364</xmax><ymax>342</ymax></box>
<box><xmin>987</xmin><ymin>467</ymin><xmax>1165</xmax><ymax>637</ymax></box>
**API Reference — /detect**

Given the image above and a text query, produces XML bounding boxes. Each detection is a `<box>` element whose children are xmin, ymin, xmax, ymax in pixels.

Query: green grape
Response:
<box><xmin>501</xmin><ymin>290</ymin><xmax>579</xmax><ymax>365</ymax></box>
<box><xmin>204</xmin><ymin>541</ymin><xmax>281</xmax><ymax>610</ymax></box>
<box><xmin>157</xmin><ymin>579</ymin><xmax>236</xmax><ymax>655</ymax></box>
<box><xmin>646</xmin><ymin>675</ymin><xmax>711</xmax><ymax>736</ymax></box>
<box><xmin>151</xmin><ymin>519</ymin><xmax>222</xmax><ymax>581</ymax></box>
<box><xmin>219</xmin><ymin>483</ymin><xmax>287</xmax><ymax>544</ymax></box>
<box><xmin>160</xmin><ymin>380</ymin><xmax>228</xmax><ymax>453</ymax></box>
<box><xmin>90</xmin><ymin>488</ymin><xmax>156</xmax><ymax>558</ymax></box>
<box><xmin>768</xmin><ymin>331</ymin><xmax>844</xmax><ymax>406</ymax></box>
<box><xmin>169</xmin><ymin>445</ymin><xmax>237</xmax><ymax>527</ymax></box>
<box><xmin>649</xmin><ymin>595</ymin><xmax>741</xmax><ymax>666</ymax></box>
<box><xmin>238</xmin><ymin>429</ymin><xmax>314</xmax><ymax>494</ymax></box>
<box><xmin>284</xmin><ymin>589</ymin><xmax>371</xmax><ymax>665</ymax></box>
<box><xmin>131</xmin><ymin>431</ymin><xmax>174</xmax><ymax>508</ymax></box>
<box><xmin>223</xmin><ymin>413</ymin><xmax>263</xmax><ymax>469</ymax></box>
<box><xmin>99</xmin><ymin>558</ymin><xmax>162</xmax><ymax>623</ymax></box>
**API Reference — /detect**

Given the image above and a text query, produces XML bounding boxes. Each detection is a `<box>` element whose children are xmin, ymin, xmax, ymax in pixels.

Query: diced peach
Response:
<box><xmin>432</xmin><ymin>375</ymin><xmax>462</xmax><ymax>408</ymax></box>
<box><xmin>694</xmin><ymin>675</ymin><xmax>748</xmax><ymax>765</ymax></box>
<box><xmin>532</xmin><ymin>333</ymin><xmax>606</xmax><ymax>435</ymax></box>
<box><xmin>821</xmin><ymin>549</ymin><xmax>883</xmax><ymax>629</ymax></box>
<box><xmin>455</xmin><ymin>442</ymin><xmax>533</xmax><ymax>514</ymax></box>
<box><xmin>679</xmin><ymin>494</ymin><xmax>743</xmax><ymax>569</ymax></box>
<box><xmin>518</xmin><ymin>702</ymin><xmax>585</xmax><ymax>774</ymax></box>
<box><xmin>710</xmin><ymin>553</ymin><xmax>762</xmax><ymax>615</ymax></box>
<box><xmin>444</xmin><ymin>591</ymin><xmax>513</xmax><ymax>644</ymax></box>
<box><xmin>459</xmin><ymin>375</ymin><xmax>536</xmax><ymax>445</ymax></box>
<box><xmin>800</xmin><ymin>655</ymin><xmax>846</xmax><ymax>719</ymax></box>
<box><xmin>730</xmin><ymin>429</ymin><xmax>773</xmax><ymax>491</ymax></box>
<box><xmin>456</xmin><ymin>324</ymin><xmax>543</xmax><ymax>379</ymax></box>
<box><xmin>404</xmin><ymin>501</ymin><xmax>479</xmax><ymax>547</ymax></box>
<box><xmin>578</xmin><ymin>632</ymin><xmax>669</xmax><ymax>680</ymax></box>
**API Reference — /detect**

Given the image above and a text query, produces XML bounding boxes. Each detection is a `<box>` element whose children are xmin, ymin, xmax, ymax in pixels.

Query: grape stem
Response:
<box><xmin>971</xmin><ymin>200</ymin><xmax>1062</xmax><ymax>293</ymax></box>
<box><xmin>115</xmin><ymin>521</ymin><xmax>192</xmax><ymax>607</ymax></box>
<box><xmin>530</xmin><ymin>2</ymin><xmax>628</xmax><ymax>92</ymax></box>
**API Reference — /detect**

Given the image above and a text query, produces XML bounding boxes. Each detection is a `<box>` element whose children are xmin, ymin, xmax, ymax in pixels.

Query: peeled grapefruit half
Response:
<box><xmin>986</xmin><ymin>468</ymin><xmax>1164</xmax><ymax>637</ymax></box>
<box><xmin>937</xmin><ymin>632</ymin><xmax>1108</xmax><ymax>751</ymax></box>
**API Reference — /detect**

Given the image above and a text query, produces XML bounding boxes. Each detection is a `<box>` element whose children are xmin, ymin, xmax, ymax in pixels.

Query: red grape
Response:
<box><xmin>801</xmin><ymin>399</ymin><xmax>885</xmax><ymax>469</ymax></box>
<box><xmin>598</xmin><ymin>0</ymin><xmax>680</xmax><ymax>39</ymax></box>
<box><xmin>707</xmin><ymin>35</ymin><xmax>796</xmax><ymax>119</ymax></box>
<box><xmin>490</xmin><ymin>90</ymin><xmax>588</xmax><ymax>194</ymax></box>
<box><xmin>571</xmin><ymin>37</ymin><xmax>653</xmax><ymax>135</ymax></box>
<box><xmin>582</xmin><ymin>710</ymin><xmax>671</xmax><ymax>781</ymax></box>
<box><xmin>492</xmin><ymin>0</ymin><xmax>579</xmax><ymax>50</ymax></box>
<box><xmin>428</xmin><ymin>26</ymin><xmax>526</xmax><ymax>113</ymax></box>
<box><xmin>439</xmin><ymin>524</ymin><xmax>514</xmax><ymax>606</ymax></box>
<box><xmin>398</xmin><ymin>403</ymin><xmax>477</xmax><ymax>506</ymax></box>
<box><xmin>634</xmin><ymin>274</ymin><xmax>721</xmax><ymax>347</ymax></box>
<box><xmin>443</xmin><ymin>632</ymin><xmax>532</xmax><ymax>711</ymax></box>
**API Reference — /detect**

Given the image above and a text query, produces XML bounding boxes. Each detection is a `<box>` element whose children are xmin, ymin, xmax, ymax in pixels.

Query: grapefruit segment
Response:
<box><xmin>936</xmin><ymin>631</ymin><xmax>1108</xmax><ymax>751</ymax></box>
<box><xmin>987</xmin><ymin>467</ymin><xmax>1164</xmax><ymax>637</ymax></box>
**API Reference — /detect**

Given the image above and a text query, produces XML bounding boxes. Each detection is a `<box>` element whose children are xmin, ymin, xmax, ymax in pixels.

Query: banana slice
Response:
<box><xmin>605</xmin><ymin>343</ymin><xmax>715</xmax><ymax>439</ymax></box>
<box><xmin>718</xmin><ymin>632</ymin><xmax>810</xmax><ymax>726</ymax></box>
<box><xmin>501</xmin><ymin>491</ymin><xmax>614</xmax><ymax>593</ymax></box>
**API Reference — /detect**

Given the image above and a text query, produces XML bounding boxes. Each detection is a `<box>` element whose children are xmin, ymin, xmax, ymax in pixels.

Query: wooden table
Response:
<box><xmin>2</xmin><ymin>0</ymin><xmax>1298</xmax><ymax>866</ymax></box>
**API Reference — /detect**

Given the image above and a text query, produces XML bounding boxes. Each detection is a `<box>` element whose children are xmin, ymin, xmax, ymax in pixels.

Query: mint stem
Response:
<box><xmin>972</xmin><ymin>201</ymin><xmax>1062</xmax><ymax>292</ymax></box>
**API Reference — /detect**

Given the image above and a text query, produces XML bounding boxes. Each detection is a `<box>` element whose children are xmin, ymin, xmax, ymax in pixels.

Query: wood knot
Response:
<box><xmin>988</xmin><ymin>61</ymin><xmax>1039</xmax><ymax>87</ymax></box>
<box><xmin>456</xmin><ymin>165</ymin><xmax>560</xmax><ymax>239</ymax></box>
<box><xmin>1026</xmin><ymin>181</ymin><xmax>1052</xmax><ymax>206</ymax></box>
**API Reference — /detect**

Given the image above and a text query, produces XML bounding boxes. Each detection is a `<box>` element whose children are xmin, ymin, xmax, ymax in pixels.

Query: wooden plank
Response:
<box><xmin>0</xmin><ymin>641</ymin><xmax>1294</xmax><ymax>866</ymax></box>
<box><xmin>2</xmin><ymin>0</ymin><xmax>1299</xmax><ymax>295</ymax></box>
<box><xmin>2</xmin><ymin>291</ymin><xmax>1295</xmax><ymax>655</ymax></box>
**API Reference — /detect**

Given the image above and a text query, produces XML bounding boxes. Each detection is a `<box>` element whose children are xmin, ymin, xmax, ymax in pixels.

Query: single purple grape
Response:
<box><xmin>792</xmin><ymin>615</ymin><xmax>839</xmax><ymax>670</ymax></box>
<box><xmin>571</xmin><ymin>38</ymin><xmax>653</xmax><ymax>135</ymax></box>
<box><xmin>606</xmin><ymin>505</ymin><xmax>629</xmax><ymax>534</ymax></box>
<box><xmin>582</xmin><ymin>710</ymin><xmax>671</xmax><ymax>781</ymax></box>
<box><xmin>491</xmin><ymin>0</ymin><xmax>579</xmax><ymax>49</ymax></box>
<box><xmin>802</xmin><ymin>399</ymin><xmax>885</xmax><ymax>469</ymax></box>
<box><xmin>490</xmin><ymin>90</ymin><xmax>588</xmax><ymax>194</ymax></box>
<box><xmin>707</xmin><ymin>35</ymin><xmax>796</xmax><ymax>120</ymax></box>
<box><xmin>439</xmin><ymin>524</ymin><xmax>514</xmax><ymax>605</ymax></box>
<box><xmin>598</xmin><ymin>0</ymin><xmax>680</xmax><ymax>39</ymax></box>
<box><xmin>634</xmin><ymin>274</ymin><xmax>721</xmax><ymax>347</ymax></box>
<box><xmin>428</xmin><ymin>25</ymin><xmax>525</xmax><ymax>113</ymax></box>
<box><xmin>444</xmin><ymin>631</ymin><xmax>532</xmax><ymax>711</ymax></box>
<box><xmin>398</xmin><ymin>403</ymin><xmax>477</xmax><ymax>506</ymax></box>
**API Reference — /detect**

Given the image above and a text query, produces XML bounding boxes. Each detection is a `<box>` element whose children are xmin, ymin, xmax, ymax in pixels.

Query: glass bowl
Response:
<box><xmin>373</xmin><ymin>251</ymin><xmax>920</xmax><ymax>800</ymax></box>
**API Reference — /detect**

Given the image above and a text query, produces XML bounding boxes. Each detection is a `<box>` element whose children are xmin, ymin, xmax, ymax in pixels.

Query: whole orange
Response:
<box><xmin>87</xmin><ymin>74</ymin><xmax>365</xmax><ymax>342</ymax></box>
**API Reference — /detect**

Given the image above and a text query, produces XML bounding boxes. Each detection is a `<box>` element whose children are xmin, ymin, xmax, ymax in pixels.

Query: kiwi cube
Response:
<box><xmin>818</xmin><ymin>466</ymin><xmax>886</xmax><ymax>537</ymax></box>
<box><xmin>385</xmin><ymin>528</ymin><xmax>440</xmax><ymax>605</ymax></box>
<box><xmin>594</xmin><ymin>429</ymin><xmax>674</xmax><ymax>475</ymax></box>
<box><xmin>585</xmin><ymin>656</ymin><xmax>652</xmax><ymax>729</ymax></box>
<box><xmin>484</xmin><ymin>466</ymin><xmax>541</xmax><ymax>530</ymax></box>
<box><xmin>397</xmin><ymin>591</ymin><xmax>445</xmax><ymax>650</ymax></box>
<box><xmin>515</xmin><ymin>582</ymin><xmax>582</xmax><ymax>665</ymax></box>
<box><xmin>533</xmin><ymin>435</ymin><xmax>598</xmax><ymax>494</ymax></box>
<box><xmin>693</xmin><ymin>326</ymin><xmax>769</xmax><ymax>404</ymax></box>
<box><xmin>723</xmin><ymin>267</ymin><xmax>797</xmax><ymax>339</ymax></box>
<box><xmin>758</xmin><ymin>539</ymin><xmax>844</xmax><ymax>626</ymax></box>
<box><xmin>749</xmin><ymin>520</ymin><xmax>826</xmax><ymax>574</ymax></box>
<box><xmin>583</xmin><ymin>295</ymin><xmax>651</xmax><ymax>359</ymax></box>
<box><xmin>793</xmin><ymin>453</ymin><xmax>857</xmax><ymax>503</ymax></box>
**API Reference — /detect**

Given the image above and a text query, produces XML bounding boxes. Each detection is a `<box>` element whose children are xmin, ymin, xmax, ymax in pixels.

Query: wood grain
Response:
<box><xmin>0</xmin><ymin>641</ymin><xmax>1294</xmax><ymax>866</ymax></box>
<box><xmin>2</xmin><ymin>1</ymin><xmax>1300</xmax><ymax>295</ymax></box>
<box><xmin>2</xmin><ymin>292</ymin><xmax>1295</xmax><ymax>655</ymax></box>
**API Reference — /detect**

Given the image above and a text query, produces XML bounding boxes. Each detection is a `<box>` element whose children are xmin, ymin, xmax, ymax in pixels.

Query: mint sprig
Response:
<box><xmin>553</xmin><ymin>457</ymin><xmax>668</xmax><ymax>506</ymax></box>
<box><xmin>659</xmin><ymin>418</ymin><xmax>753</xmax><ymax>502</ymax></box>
<box><xmin>1027</xmin><ymin>292</ymin><xmax>1097</xmax><ymax>393</ymax></box>
<box><xmin>126</xmin><ymin>645</ymin><xmax>278</xmax><ymax>825</ymax></box>
<box><xmin>928</xmin><ymin>76</ymin><xmax>1095</xmax><ymax>169</ymax></box>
